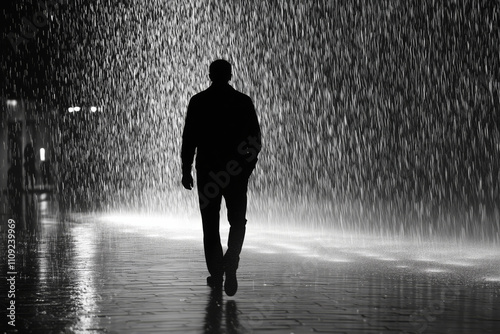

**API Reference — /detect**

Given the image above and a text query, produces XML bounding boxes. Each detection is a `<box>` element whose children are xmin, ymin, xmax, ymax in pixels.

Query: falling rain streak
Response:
<box><xmin>4</xmin><ymin>0</ymin><xmax>498</xmax><ymax>242</ymax></box>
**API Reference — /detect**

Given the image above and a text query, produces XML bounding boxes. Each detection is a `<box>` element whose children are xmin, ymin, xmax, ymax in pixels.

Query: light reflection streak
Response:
<box><xmin>100</xmin><ymin>213</ymin><xmax>500</xmax><ymax>283</ymax></box>
<box><xmin>71</xmin><ymin>224</ymin><xmax>98</xmax><ymax>332</ymax></box>
<box><xmin>442</xmin><ymin>261</ymin><xmax>474</xmax><ymax>267</ymax></box>
<box><xmin>483</xmin><ymin>277</ymin><xmax>500</xmax><ymax>282</ymax></box>
<box><xmin>301</xmin><ymin>253</ymin><xmax>321</xmax><ymax>258</ymax></box>
<box><xmin>144</xmin><ymin>234</ymin><xmax>162</xmax><ymax>238</ymax></box>
<box><xmin>424</xmin><ymin>268</ymin><xmax>448</xmax><ymax>273</ymax></box>
<box><xmin>414</xmin><ymin>257</ymin><xmax>439</xmax><ymax>263</ymax></box>
<box><xmin>326</xmin><ymin>258</ymin><xmax>351</xmax><ymax>263</ymax></box>
<box><xmin>255</xmin><ymin>249</ymin><xmax>279</xmax><ymax>254</ymax></box>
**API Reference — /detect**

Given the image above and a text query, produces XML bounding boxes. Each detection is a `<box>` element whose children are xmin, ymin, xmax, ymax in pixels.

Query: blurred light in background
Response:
<box><xmin>68</xmin><ymin>107</ymin><xmax>75</xmax><ymax>113</ymax></box>
<box><xmin>74</xmin><ymin>106</ymin><xmax>81</xmax><ymax>112</ymax></box>
<box><xmin>40</xmin><ymin>148</ymin><xmax>46</xmax><ymax>161</ymax></box>
<box><xmin>90</xmin><ymin>106</ymin><xmax>97</xmax><ymax>112</ymax></box>
<box><xmin>6</xmin><ymin>100</ymin><xmax>17</xmax><ymax>107</ymax></box>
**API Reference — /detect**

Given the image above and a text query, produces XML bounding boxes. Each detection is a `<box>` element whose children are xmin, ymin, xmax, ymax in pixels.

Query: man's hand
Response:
<box><xmin>182</xmin><ymin>173</ymin><xmax>194</xmax><ymax>190</ymax></box>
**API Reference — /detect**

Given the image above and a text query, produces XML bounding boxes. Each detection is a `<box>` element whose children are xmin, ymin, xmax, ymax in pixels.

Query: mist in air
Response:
<box><xmin>9</xmin><ymin>0</ymin><xmax>496</xmax><ymax>242</ymax></box>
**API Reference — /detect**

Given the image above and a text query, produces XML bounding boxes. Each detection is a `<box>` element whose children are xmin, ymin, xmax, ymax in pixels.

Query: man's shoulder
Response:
<box><xmin>234</xmin><ymin>89</ymin><xmax>252</xmax><ymax>100</ymax></box>
<box><xmin>190</xmin><ymin>89</ymin><xmax>209</xmax><ymax>101</ymax></box>
<box><xmin>190</xmin><ymin>85</ymin><xmax>253</xmax><ymax>105</ymax></box>
<box><xmin>231</xmin><ymin>88</ymin><xmax>254</xmax><ymax>105</ymax></box>
<box><xmin>187</xmin><ymin>90</ymin><xmax>210</xmax><ymax>110</ymax></box>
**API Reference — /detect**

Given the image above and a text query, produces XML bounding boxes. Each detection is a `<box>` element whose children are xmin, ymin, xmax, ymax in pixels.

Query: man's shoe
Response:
<box><xmin>224</xmin><ymin>272</ymin><xmax>238</xmax><ymax>296</ymax></box>
<box><xmin>207</xmin><ymin>276</ymin><xmax>223</xmax><ymax>289</ymax></box>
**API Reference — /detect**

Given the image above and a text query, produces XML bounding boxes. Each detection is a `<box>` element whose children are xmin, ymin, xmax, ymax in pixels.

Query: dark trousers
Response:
<box><xmin>196</xmin><ymin>166</ymin><xmax>252</xmax><ymax>279</ymax></box>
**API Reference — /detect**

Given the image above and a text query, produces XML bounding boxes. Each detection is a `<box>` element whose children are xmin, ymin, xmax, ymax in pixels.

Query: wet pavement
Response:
<box><xmin>1</xmin><ymin>195</ymin><xmax>500</xmax><ymax>333</ymax></box>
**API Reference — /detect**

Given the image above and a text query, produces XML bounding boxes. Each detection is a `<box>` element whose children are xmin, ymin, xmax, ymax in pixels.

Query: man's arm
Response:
<box><xmin>247</xmin><ymin>97</ymin><xmax>262</xmax><ymax>155</ymax></box>
<box><xmin>237</xmin><ymin>97</ymin><xmax>262</xmax><ymax>168</ymax></box>
<box><xmin>181</xmin><ymin>98</ymin><xmax>197</xmax><ymax>189</ymax></box>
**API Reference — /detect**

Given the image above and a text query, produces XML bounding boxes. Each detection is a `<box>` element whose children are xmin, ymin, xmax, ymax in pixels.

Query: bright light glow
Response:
<box><xmin>121</xmin><ymin>229</ymin><xmax>136</xmax><ymax>233</ymax></box>
<box><xmin>90</xmin><ymin>106</ymin><xmax>98</xmax><ymax>112</ymax></box>
<box><xmin>302</xmin><ymin>253</ymin><xmax>321</xmax><ymax>258</ymax></box>
<box><xmin>68</xmin><ymin>107</ymin><xmax>75</xmax><ymax>113</ymax></box>
<box><xmin>101</xmin><ymin>214</ymin><xmax>199</xmax><ymax>235</ymax></box>
<box><xmin>424</xmin><ymin>268</ymin><xmax>447</xmax><ymax>273</ymax></box>
<box><xmin>71</xmin><ymin>224</ymin><xmax>98</xmax><ymax>331</ymax></box>
<box><xmin>484</xmin><ymin>277</ymin><xmax>500</xmax><ymax>282</ymax></box>
<box><xmin>6</xmin><ymin>100</ymin><xmax>17</xmax><ymax>107</ymax></box>
<box><xmin>442</xmin><ymin>261</ymin><xmax>473</xmax><ymax>267</ymax></box>
<box><xmin>170</xmin><ymin>235</ymin><xmax>198</xmax><ymax>241</ymax></box>
<box><xmin>327</xmin><ymin>258</ymin><xmax>352</xmax><ymax>263</ymax></box>
<box><xmin>415</xmin><ymin>257</ymin><xmax>438</xmax><ymax>263</ymax></box>
<box><xmin>74</xmin><ymin>106</ymin><xmax>81</xmax><ymax>112</ymax></box>
<box><xmin>40</xmin><ymin>148</ymin><xmax>45</xmax><ymax>161</ymax></box>
<box><xmin>98</xmin><ymin>213</ymin><xmax>500</xmax><ymax>284</ymax></box>
<box><xmin>274</xmin><ymin>242</ymin><xmax>309</xmax><ymax>252</ymax></box>
<box><xmin>145</xmin><ymin>234</ymin><xmax>162</xmax><ymax>238</ymax></box>
<box><xmin>256</xmin><ymin>249</ymin><xmax>278</xmax><ymax>254</ymax></box>
<box><xmin>354</xmin><ymin>250</ymin><xmax>380</xmax><ymax>258</ymax></box>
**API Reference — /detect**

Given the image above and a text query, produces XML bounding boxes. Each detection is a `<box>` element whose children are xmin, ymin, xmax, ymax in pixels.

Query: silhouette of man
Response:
<box><xmin>181</xmin><ymin>59</ymin><xmax>261</xmax><ymax>296</ymax></box>
<box><xmin>24</xmin><ymin>143</ymin><xmax>36</xmax><ymax>189</ymax></box>
<box><xmin>8</xmin><ymin>155</ymin><xmax>23</xmax><ymax>221</ymax></box>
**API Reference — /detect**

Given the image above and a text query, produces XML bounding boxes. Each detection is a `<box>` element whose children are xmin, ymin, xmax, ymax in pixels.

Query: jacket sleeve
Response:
<box><xmin>247</xmin><ymin>97</ymin><xmax>262</xmax><ymax>155</ymax></box>
<box><xmin>181</xmin><ymin>98</ymin><xmax>197</xmax><ymax>174</ymax></box>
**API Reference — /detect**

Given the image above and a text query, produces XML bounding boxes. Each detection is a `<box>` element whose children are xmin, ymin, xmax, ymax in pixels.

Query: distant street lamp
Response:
<box><xmin>6</xmin><ymin>100</ymin><xmax>18</xmax><ymax>107</ymax></box>
<box><xmin>68</xmin><ymin>105</ymin><xmax>101</xmax><ymax>113</ymax></box>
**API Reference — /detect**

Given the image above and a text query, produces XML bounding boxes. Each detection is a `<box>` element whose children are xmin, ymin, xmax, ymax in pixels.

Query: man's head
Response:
<box><xmin>209</xmin><ymin>59</ymin><xmax>232</xmax><ymax>83</ymax></box>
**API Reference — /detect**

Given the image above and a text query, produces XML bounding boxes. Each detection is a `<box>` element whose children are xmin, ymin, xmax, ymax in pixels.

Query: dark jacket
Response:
<box><xmin>181</xmin><ymin>83</ymin><xmax>261</xmax><ymax>172</ymax></box>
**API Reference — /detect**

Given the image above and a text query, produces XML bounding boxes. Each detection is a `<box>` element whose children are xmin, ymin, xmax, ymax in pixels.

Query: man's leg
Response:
<box><xmin>223</xmin><ymin>173</ymin><xmax>250</xmax><ymax>276</ymax></box>
<box><xmin>197</xmin><ymin>171</ymin><xmax>224</xmax><ymax>285</ymax></box>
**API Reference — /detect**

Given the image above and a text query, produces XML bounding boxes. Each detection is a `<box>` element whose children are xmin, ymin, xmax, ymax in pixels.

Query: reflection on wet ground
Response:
<box><xmin>1</xmin><ymin>197</ymin><xmax>500</xmax><ymax>333</ymax></box>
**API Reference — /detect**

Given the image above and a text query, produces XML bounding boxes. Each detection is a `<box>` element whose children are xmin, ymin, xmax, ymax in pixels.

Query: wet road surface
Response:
<box><xmin>1</xmin><ymin>195</ymin><xmax>500</xmax><ymax>333</ymax></box>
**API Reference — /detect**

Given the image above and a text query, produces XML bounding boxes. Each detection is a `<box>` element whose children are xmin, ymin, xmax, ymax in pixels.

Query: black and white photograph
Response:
<box><xmin>1</xmin><ymin>1</ymin><xmax>499</xmax><ymax>333</ymax></box>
